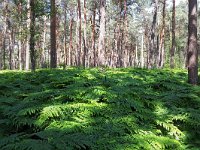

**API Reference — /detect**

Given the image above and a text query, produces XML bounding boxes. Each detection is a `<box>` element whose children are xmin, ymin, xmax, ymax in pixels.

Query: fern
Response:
<box><xmin>1</xmin><ymin>68</ymin><xmax>200</xmax><ymax>149</ymax></box>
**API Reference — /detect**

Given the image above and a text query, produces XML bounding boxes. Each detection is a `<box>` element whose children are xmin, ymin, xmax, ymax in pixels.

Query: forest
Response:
<box><xmin>0</xmin><ymin>0</ymin><xmax>200</xmax><ymax>149</ymax></box>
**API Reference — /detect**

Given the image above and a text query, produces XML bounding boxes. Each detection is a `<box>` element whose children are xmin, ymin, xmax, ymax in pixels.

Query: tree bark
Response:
<box><xmin>98</xmin><ymin>0</ymin><xmax>106</xmax><ymax>66</ymax></box>
<box><xmin>9</xmin><ymin>28</ymin><xmax>14</xmax><ymax>70</ymax></box>
<box><xmin>83</xmin><ymin>0</ymin><xmax>87</xmax><ymax>67</ymax></box>
<box><xmin>25</xmin><ymin>0</ymin><xmax>30</xmax><ymax>70</ymax></box>
<box><xmin>41</xmin><ymin>15</ymin><xmax>47</xmax><ymax>68</ymax></box>
<box><xmin>188</xmin><ymin>0</ymin><xmax>198</xmax><ymax>85</ymax></box>
<box><xmin>50</xmin><ymin>0</ymin><xmax>57</xmax><ymax>68</ymax></box>
<box><xmin>69</xmin><ymin>13</ymin><xmax>73</xmax><ymax>66</ymax></box>
<box><xmin>92</xmin><ymin>3</ymin><xmax>96</xmax><ymax>67</ymax></box>
<box><xmin>30</xmin><ymin>0</ymin><xmax>36</xmax><ymax>71</ymax></box>
<box><xmin>140</xmin><ymin>34</ymin><xmax>144</xmax><ymax>68</ymax></box>
<box><xmin>159</xmin><ymin>0</ymin><xmax>166</xmax><ymax>68</ymax></box>
<box><xmin>77</xmin><ymin>0</ymin><xmax>82</xmax><ymax>66</ymax></box>
<box><xmin>148</xmin><ymin>0</ymin><xmax>158</xmax><ymax>69</ymax></box>
<box><xmin>170</xmin><ymin>0</ymin><xmax>176</xmax><ymax>68</ymax></box>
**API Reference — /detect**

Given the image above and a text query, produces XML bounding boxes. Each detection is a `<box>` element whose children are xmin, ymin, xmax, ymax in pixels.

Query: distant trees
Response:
<box><xmin>188</xmin><ymin>0</ymin><xmax>198</xmax><ymax>85</ymax></box>
<box><xmin>0</xmin><ymin>0</ymin><xmax>198</xmax><ymax>78</ymax></box>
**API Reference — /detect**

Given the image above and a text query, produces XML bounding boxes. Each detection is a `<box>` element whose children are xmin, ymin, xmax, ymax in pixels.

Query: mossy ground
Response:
<box><xmin>0</xmin><ymin>68</ymin><xmax>200</xmax><ymax>150</ymax></box>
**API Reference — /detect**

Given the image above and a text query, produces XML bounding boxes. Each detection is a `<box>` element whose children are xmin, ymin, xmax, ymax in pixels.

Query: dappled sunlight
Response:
<box><xmin>0</xmin><ymin>68</ymin><xmax>200</xmax><ymax>149</ymax></box>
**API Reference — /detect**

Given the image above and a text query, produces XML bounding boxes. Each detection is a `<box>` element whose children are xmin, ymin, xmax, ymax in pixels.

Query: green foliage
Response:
<box><xmin>0</xmin><ymin>68</ymin><xmax>200</xmax><ymax>149</ymax></box>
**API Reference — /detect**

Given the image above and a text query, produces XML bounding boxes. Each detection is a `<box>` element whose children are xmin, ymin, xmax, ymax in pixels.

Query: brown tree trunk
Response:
<box><xmin>98</xmin><ymin>0</ymin><xmax>106</xmax><ymax>66</ymax></box>
<box><xmin>25</xmin><ymin>0</ymin><xmax>30</xmax><ymax>70</ymax></box>
<box><xmin>69</xmin><ymin>15</ymin><xmax>73</xmax><ymax>66</ymax></box>
<box><xmin>123</xmin><ymin>0</ymin><xmax>128</xmax><ymax>67</ymax></box>
<box><xmin>9</xmin><ymin>28</ymin><xmax>14</xmax><ymax>70</ymax></box>
<box><xmin>159</xmin><ymin>0</ymin><xmax>166</xmax><ymax>68</ymax></box>
<box><xmin>41</xmin><ymin>16</ymin><xmax>47</xmax><ymax>68</ymax></box>
<box><xmin>63</xmin><ymin>1</ymin><xmax>67</xmax><ymax>68</ymax></box>
<box><xmin>83</xmin><ymin>0</ymin><xmax>87</xmax><ymax>67</ymax></box>
<box><xmin>2</xmin><ymin>0</ymin><xmax>8</xmax><ymax>69</ymax></box>
<box><xmin>50</xmin><ymin>0</ymin><xmax>57</xmax><ymax>68</ymax></box>
<box><xmin>30</xmin><ymin>0</ymin><xmax>36</xmax><ymax>71</ymax></box>
<box><xmin>77</xmin><ymin>0</ymin><xmax>82</xmax><ymax>66</ymax></box>
<box><xmin>188</xmin><ymin>0</ymin><xmax>198</xmax><ymax>85</ymax></box>
<box><xmin>148</xmin><ymin>0</ymin><xmax>158</xmax><ymax>69</ymax></box>
<box><xmin>170</xmin><ymin>0</ymin><xmax>176</xmax><ymax>68</ymax></box>
<box><xmin>92</xmin><ymin>3</ymin><xmax>96</xmax><ymax>67</ymax></box>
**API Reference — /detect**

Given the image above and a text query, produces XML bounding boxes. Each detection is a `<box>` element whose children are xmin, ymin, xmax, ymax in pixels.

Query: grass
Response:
<box><xmin>0</xmin><ymin>68</ymin><xmax>200</xmax><ymax>150</ymax></box>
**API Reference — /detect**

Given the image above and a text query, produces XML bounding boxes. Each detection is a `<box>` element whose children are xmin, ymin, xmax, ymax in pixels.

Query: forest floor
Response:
<box><xmin>0</xmin><ymin>68</ymin><xmax>200</xmax><ymax>150</ymax></box>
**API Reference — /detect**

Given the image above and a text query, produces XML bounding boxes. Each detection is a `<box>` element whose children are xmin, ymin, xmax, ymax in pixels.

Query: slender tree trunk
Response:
<box><xmin>9</xmin><ymin>28</ymin><xmax>14</xmax><ymax>70</ymax></box>
<box><xmin>50</xmin><ymin>0</ymin><xmax>57</xmax><ymax>68</ymax></box>
<box><xmin>63</xmin><ymin>2</ymin><xmax>67</xmax><ymax>68</ymax></box>
<box><xmin>77</xmin><ymin>0</ymin><xmax>82</xmax><ymax>66</ymax></box>
<box><xmin>170</xmin><ymin>0</ymin><xmax>176</xmax><ymax>68</ymax></box>
<box><xmin>188</xmin><ymin>0</ymin><xmax>198</xmax><ymax>85</ymax></box>
<box><xmin>83</xmin><ymin>0</ymin><xmax>87</xmax><ymax>67</ymax></box>
<box><xmin>69</xmin><ymin>15</ymin><xmax>73</xmax><ymax>66</ymax></box>
<box><xmin>123</xmin><ymin>0</ymin><xmax>128</xmax><ymax>67</ymax></box>
<box><xmin>2</xmin><ymin>0</ymin><xmax>8</xmax><ymax>69</ymax></box>
<box><xmin>25</xmin><ymin>0</ymin><xmax>30</xmax><ymax>70</ymax></box>
<box><xmin>140</xmin><ymin>34</ymin><xmax>144</xmax><ymax>68</ymax></box>
<box><xmin>30</xmin><ymin>0</ymin><xmax>36</xmax><ymax>71</ymax></box>
<box><xmin>135</xmin><ymin>42</ymin><xmax>138</xmax><ymax>67</ymax></box>
<box><xmin>148</xmin><ymin>0</ymin><xmax>158</xmax><ymax>69</ymax></box>
<box><xmin>41</xmin><ymin>15</ymin><xmax>47</xmax><ymax>68</ymax></box>
<box><xmin>92</xmin><ymin>3</ymin><xmax>96</xmax><ymax>67</ymax></box>
<box><xmin>0</xmin><ymin>33</ymin><xmax>2</xmax><ymax>69</ymax></box>
<box><xmin>159</xmin><ymin>0</ymin><xmax>166</xmax><ymax>68</ymax></box>
<box><xmin>98</xmin><ymin>0</ymin><xmax>106</xmax><ymax>66</ymax></box>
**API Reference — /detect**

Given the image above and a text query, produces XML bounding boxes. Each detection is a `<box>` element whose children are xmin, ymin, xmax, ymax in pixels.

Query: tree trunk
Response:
<box><xmin>140</xmin><ymin>34</ymin><xmax>144</xmax><ymax>68</ymax></box>
<box><xmin>98</xmin><ymin>0</ymin><xmax>106</xmax><ymax>66</ymax></box>
<box><xmin>135</xmin><ymin>42</ymin><xmax>138</xmax><ymax>67</ymax></box>
<box><xmin>188</xmin><ymin>0</ymin><xmax>198</xmax><ymax>85</ymax></box>
<box><xmin>30</xmin><ymin>0</ymin><xmax>36</xmax><ymax>71</ymax></box>
<box><xmin>123</xmin><ymin>0</ymin><xmax>128</xmax><ymax>67</ymax></box>
<box><xmin>77</xmin><ymin>0</ymin><xmax>82</xmax><ymax>66</ymax></box>
<box><xmin>159</xmin><ymin>0</ymin><xmax>166</xmax><ymax>68</ymax></box>
<box><xmin>148</xmin><ymin>0</ymin><xmax>158</xmax><ymax>69</ymax></box>
<box><xmin>63</xmin><ymin>1</ymin><xmax>67</xmax><ymax>69</ymax></box>
<box><xmin>69</xmin><ymin>14</ymin><xmax>73</xmax><ymax>66</ymax></box>
<box><xmin>41</xmin><ymin>16</ymin><xmax>47</xmax><ymax>68</ymax></box>
<box><xmin>9</xmin><ymin>28</ymin><xmax>14</xmax><ymax>70</ymax></box>
<box><xmin>83</xmin><ymin>0</ymin><xmax>88</xmax><ymax>68</ymax></box>
<box><xmin>2</xmin><ymin>0</ymin><xmax>8</xmax><ymax>69</ymax></box>
<box><xmin>92</xmin><ymin>3</ymin><xmax>96</xmax><ymax>67</ymax></box>
<box><xmin>50</xmin><ymin>0</ymin><xmax>57</xmax><ymax>68</ymax></box>
<box><xmin>25</xmin><ymin>0</ymin><xmax>30</xmax><ymax>70</ymax></box>
<box><xmin>170</xmin><ymin>0</ymin><xmax>176</xmax><ymax>68</ymax></box>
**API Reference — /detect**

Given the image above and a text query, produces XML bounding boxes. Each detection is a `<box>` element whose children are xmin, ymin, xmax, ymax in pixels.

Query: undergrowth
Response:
<box><xmin>0</xmin><ymin>68</ymin><xmax>200</xmax><ymax>150</ymax></box>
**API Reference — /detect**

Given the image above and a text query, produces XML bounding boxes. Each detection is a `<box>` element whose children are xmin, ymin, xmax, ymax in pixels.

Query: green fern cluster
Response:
<box><xmin>0</xmin><ymin>68</ymin><xmax>200</xmax><ymax>149</ymax></box>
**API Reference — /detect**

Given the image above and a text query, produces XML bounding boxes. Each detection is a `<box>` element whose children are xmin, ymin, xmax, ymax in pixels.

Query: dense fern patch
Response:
<box><xmin>0</xmin><ymin>68</ymin><xmax>200</xmax><ymax>150</ymax></box>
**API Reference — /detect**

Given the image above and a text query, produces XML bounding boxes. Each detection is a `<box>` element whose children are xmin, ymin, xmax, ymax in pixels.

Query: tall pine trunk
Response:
<box><xmin>188</xmin><ymin>0</ymin><xmax>198</xmax><ymax>84</ymax></box>
<box><xmin>159</xmin><ymin>0</ymin><xmax>166</xmax><ymax>68</ymax></box>
<box><xmin>98</xmin><ymin>0</ymin><xmax>106</xmax><ymax>66</ymax></box>
<box><xmin>50</xmin><ymin>0</ymin><xmax>57</xmax><ymax>68</ymax></box>
<box><xmin>25</xmin><ymin>0</ymin><xmax>30</xmax><ymax>70</ymax></box>
<box><xmin>69</xmin><ymin>14</ymin><xmax>73</xmax><ymax>66</ymax></box>
<box><xmin>92</xmin><ymin>3</ymin><xmax>96</xmax><ymax>67</ymax></box>
<box><xmin>30</xmin><ymin>0</ymin><xmax>36</xmax><ymax>71</ymax></box>
<box><xmin>170</xmin><ymin>0</ymin><xmax>176</xmax><ymax>68</ymax></box>
<box><xmin>77</xmin><ymin>0</ymin><xmax>82</xmax><ymax>66</ymax></box>
<box><xmin>148</xmin><ymin>0</ymin><xmax>158</xmax><ymax>69</ymax></box>
<box><xmin>83</xmin><ymin>0</ymin><xmax>87</xmax><ymax>67</ymax></box>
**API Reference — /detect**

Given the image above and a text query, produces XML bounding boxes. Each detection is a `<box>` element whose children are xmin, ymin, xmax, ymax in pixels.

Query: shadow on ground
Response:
<box><xmin>0</xmin><ymin>68</ymin><xmax>200</xmax><ymax>149</ymax></box>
